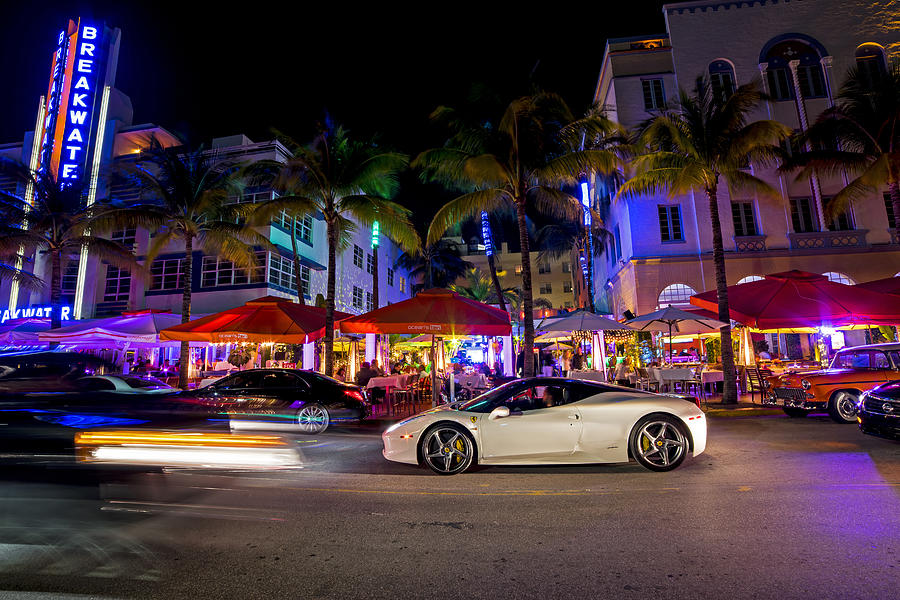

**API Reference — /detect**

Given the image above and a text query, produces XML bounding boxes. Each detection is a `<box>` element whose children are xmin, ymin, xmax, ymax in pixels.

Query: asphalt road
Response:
<box><xmin>1</xmin><ymin>413</ymin><xmax>898</xmax><ymax>599</ymax></box>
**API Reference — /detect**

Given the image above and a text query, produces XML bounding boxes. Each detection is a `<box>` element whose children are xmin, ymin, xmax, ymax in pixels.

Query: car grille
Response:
<box><xmin>773</xmin><ymin>387</ymin><xmax>806</xmax><ymax>400</ymax></box>
<box><xmin>863</xmin><ymin>395</ymin><xmax>900</xmax><ymax>416</ymax></box>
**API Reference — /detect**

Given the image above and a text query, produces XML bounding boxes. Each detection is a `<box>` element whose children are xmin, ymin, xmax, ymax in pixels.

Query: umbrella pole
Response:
<box><xmin>430</xmin><ymin>334</ymin><xmax>437</xmax><ymax>407</ymax></box>
<box><xmin>669</xmin><ymin>321</ymin><xmax>673</xmax><ymax>364</ymax></box>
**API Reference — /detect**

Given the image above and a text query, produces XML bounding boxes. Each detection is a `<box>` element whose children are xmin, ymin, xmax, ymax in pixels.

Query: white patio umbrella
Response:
<box><xmin>537</xmin><ymin>310</ymin><xmax>632</xmax><ymax>333</ymax></box>
<box><xmin>626</xmin><ymin>305</ymin><xmax>727</xmax><ymax>363</ymax></box>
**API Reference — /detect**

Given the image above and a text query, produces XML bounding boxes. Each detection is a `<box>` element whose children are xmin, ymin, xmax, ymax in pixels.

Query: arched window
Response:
<box><xmin>737</xmin><ymin>275</ymin><xmax>764</xmax><ymax>285</ymax></box>
<box><xmin>709</xmin><ymin>60</ymin><xmax>736</xmax><ymax>102</ymax></box>
<box><xmin>823</xmin><ymin>272</ymin><xmax>855</xmax><ymax>285</ymax></box>
<box><xmin>657</xmin><ymin>283</ymin><xmax>697</xmax><ymax>308</ymax></box>
<box><xmin>856</xmin><ymin>43</ymin><xmax>887</xmax><ymax>89</ymax></box>
<box><xmin>762</xmin><ymin>37</ymin><xmax>827</xmax><ymax>101</ymax></box>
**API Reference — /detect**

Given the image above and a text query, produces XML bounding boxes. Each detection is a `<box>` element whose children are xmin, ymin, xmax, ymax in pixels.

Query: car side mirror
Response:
<box><xmin>488</xmin><ymin>406</ymin><xmax>510</xmax><ymax>421</ymax></box>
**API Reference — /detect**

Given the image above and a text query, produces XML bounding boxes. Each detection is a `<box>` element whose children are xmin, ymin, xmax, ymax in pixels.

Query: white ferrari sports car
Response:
<box><xmin>383</xmin><ymin>377</ymin><xmax>706</xmax><ymax>474</ymax></box>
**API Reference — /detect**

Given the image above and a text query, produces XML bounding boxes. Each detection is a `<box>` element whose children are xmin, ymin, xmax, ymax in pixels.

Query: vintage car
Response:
<box><xmin>763</xmin><ymin>343</ymin><xmax>900</xmax><ymax>423</ymax></box>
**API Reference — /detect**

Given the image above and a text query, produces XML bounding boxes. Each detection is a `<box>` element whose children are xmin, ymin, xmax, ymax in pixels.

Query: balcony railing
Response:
<box><xmin>788</xmin><ymin>229</ymin><xmax>868</xmax><ymax>250</ymax></box>
<box><xmin>733</xmin><ymin>235</ymin><xmax>767</xmax><ymax>252</ymax></box>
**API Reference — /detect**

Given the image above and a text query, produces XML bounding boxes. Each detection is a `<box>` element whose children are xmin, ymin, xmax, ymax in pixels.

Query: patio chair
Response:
<box><xmin>635</xmin><ymin>368</ymin><xmax>658</xmax><ymax>392</ymax></box>
<box><xmin>745</xmin><ymin>367</ymin><xmax>766</xmax><ymax>403</ymax></box>
<box><xmin>391</xmin><ymin>374</ymin><xmax>419</xmax><ymax>416</ymax></box>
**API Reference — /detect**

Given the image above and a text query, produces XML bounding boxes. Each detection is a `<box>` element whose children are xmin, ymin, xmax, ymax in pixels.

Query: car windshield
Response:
<box><xmin>830</xmin><ymin>350</ymin><xmax>890</xmax><ymax>370</ymax></box>
<box><xmin>457</xmin><ymin>380</ymin><xmax>527</xmax><ymax>412</ymax></box>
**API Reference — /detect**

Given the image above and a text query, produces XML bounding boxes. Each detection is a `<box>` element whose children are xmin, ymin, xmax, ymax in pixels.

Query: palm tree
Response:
<box><xmin>0</xmin><ymin>159</ymin><xmax>138</xmax><ymax>330</ymax></box>
<box><xmin>788</xmin><ymin>64</ymin><xmax>900</xmax><ymax>232</ymax></box>
<box><xmin>395</xmin><ymin>239</ymin><xmax>473</xmax><ymax>292</ymax></box>
<box><xmin>248</xmin><ymin>123</ymin><xmax>419</xmax><ymax>377</ymax></box>
<box><xmin>451</xmin><ymin>267</ymin><xmax>517</xmax><ymax>307</ymax></box>
<box><xmin>618</xmin><ymin>79</ymin><xmax>789</xmax><ymax>404</ymax></box>
<box><xmin>416</xmin><ymin>92</ymin><xmax>619</xmax><ymax>376</ymax></box>
<box><xmin>535</xmin><ymin>221</ymin><xmax>608</xmax><ymax>311</ymax></box>
<box><xmin>117</xmin><ymin>139</ymin><xmax>273</xmax><ymax>389</ymax></box>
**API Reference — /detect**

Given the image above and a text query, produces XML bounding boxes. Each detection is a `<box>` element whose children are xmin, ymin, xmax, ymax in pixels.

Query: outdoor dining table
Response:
<box><xmin>367</xmin><ymin>375</ymin><xmax>410</xmax><ymax>414</ymax></box>
<box><xmin>700</xmin><ymin>369</ymin><xmax>724</xmax><ymax>393</ymax></box>
<box><xmin>650</xmin><ymin>367</ymin><xmax>695</xmax><ymax>392</ymax></box>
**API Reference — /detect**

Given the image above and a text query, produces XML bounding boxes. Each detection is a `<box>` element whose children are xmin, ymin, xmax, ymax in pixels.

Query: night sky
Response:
<box><xmin>3</xmin><ymin>1</ymin><xmax>669</xmax><ymax>230</ymax></box>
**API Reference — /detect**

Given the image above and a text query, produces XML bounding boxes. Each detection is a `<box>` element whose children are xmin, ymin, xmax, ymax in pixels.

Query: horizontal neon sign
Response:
<box><xmin>1</xmin><ymin>305</ymin><xmax>72</xmax><ymax>323</ymax></box>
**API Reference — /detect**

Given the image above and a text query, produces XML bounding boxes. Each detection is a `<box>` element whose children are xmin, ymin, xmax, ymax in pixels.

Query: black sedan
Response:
<box><xmin>180</xmin><ymin>369</ymin><xmax>369</xmax><ymax>433</ymax></box>
<box><xmin>858</xmin><ymin>380</ymin><xmax>900</xmax><ymax>441</ymax></box>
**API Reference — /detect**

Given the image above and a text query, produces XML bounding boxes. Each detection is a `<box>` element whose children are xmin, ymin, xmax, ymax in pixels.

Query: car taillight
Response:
<box><xmin>345</xmin><ymin>389</ymin><xmax>364</xmax><ymax>402</ymax></box>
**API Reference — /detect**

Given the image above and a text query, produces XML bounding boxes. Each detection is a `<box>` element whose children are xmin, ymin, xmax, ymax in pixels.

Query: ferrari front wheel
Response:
<box><xmin>420</xmin><ymin>424</ymin><xmax>474</xmax><ymax>475</ymax></box>
<box><xmin>630</xmin><ymin>415</ymin><xmax>689</xmax><ymax>472</ymax></box>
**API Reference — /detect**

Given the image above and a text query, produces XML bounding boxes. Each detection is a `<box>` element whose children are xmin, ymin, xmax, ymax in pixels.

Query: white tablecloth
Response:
<box><xmin>367</xmin><ymin>375</ymin><xmax>408</xmax><ymax>390</ymax></box>
<box><xmin>701</xmin><ymin>370</ymin><xmax>724</xmax><ymax>385</ymax></box>
<box><xmin>455</xmin><ymin>373</ymin><xmax>488</xmax><ymax>389</ymax></box>
<box><xmin>651</xmin><ymin>368</ymin><xmax>695</xmax><ymax>384</ymax></box>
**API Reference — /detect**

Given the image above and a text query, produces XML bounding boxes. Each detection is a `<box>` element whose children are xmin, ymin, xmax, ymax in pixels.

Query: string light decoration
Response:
<box><xmin>603</xmin><ymin>329</ymin><xmax>635</xmax><ymax>343</ymax></box>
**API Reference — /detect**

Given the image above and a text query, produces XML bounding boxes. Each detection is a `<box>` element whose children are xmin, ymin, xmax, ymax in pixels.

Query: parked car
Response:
<box><xmin>179</xmin><ymin>368</ymin><xmax>369</xmax><ymax>433</ymax></box>
<box><xmin>857</xmin><ymin>380</ymin><xmax>900</xmax><ymax>441</ymax></box>
<box><xmin>763</xmin><ymin>343</ymin><xmax>900</xmax><ymax>423</ymax></box>
<box><xmin>382</xmin><ymin>377</ymin><xmax>706</xmax><ymax>474</ymax></box>
<box><xmin>77</xmin><ymin>375</ymin><xmax>176</xmax><ymax>394</ymax></box>
<box><xmin>0</xmin><ymin>351</ymin><xmax>111</xmax><ymax>394</ymax></box>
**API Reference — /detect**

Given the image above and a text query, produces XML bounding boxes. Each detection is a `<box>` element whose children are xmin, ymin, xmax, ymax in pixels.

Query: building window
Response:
<box><xmin>267</xmin><ymin>254</ymin><xmax>295</xmax><ymax>290</ymax></box>
<box><xmin>538</xmin><ymin>262</ymin><xmax>551</xmax><ymax>274</ymax></box>
<box><xmin>766</xmin><ymin>67</ymin><xmax>794</xmax><ymax>101</ymax></box>
<box><xmin>514</xmin><ymin>265</ymin><xmax>523</xmax><ymax>275</ymax></box>
<box><xmin>399</xmin><ymin>276</ymin><xmax>406</xmax><ymax>293</ymax></box>
<box><xmin>789</xmin><ymin>197</ymin><xmax>817</xmax><ymax>233</ymax></box>
<box><xmin>823</xmin><ymin>272</ymin><xmax>855</xmax><ymax>285</ymax></box>
<box><xmin>110</xmin><ymin>229</ymin><xmax>136</xmax><ymax>250</ymax></box>
<box><xmin>642</xmin><ymin>78</ymin><xmax>665</xmax><ymax>110</ymax></box>
<box><xmin>561</xmin><ymin>262</ymin><xmax>570</xmax><ymax>274</ymax></box>
<box><xmin>60</xmin><ymin>261</ymin><xmax>78</xmax><ymax>301</ymax></box>
<box><xmin>564</xmin><ymin>301</ymin><xmax>573</xmax><ymax>308</ymax></box>
<box><xmin>230</xmin><ymin>190</ymin><xmax>273</xmax><ymax>204</ymax></box>
<box><xmin>539</xmin><ymin>283</ymin><xmax>553</xmax><ymax>295</ymax></box>
<box><xmin>367</xmin><ymin>253</ymin><xmax>374</xmax><ymax>274</ymax></box>
<box><xmin>731</xmin><ymin>201</ymin><xmax>758</xmax><ymax>236</ymax></box>
<box><xmin>353</xmin><ymin>245</ymin><xmax>364</xmax><ymax>269</ymax></box>
<box><xmin>737</xmin><ymin>275</ymin><xmax>764</xmax><ymax>285</ymax></box>
<box><xmin>202</xmin><ymin>253</ymin><xmax>265</xmax><ymax>288</ymax></box>
<box><xmin>299</xmin><ymin>264</ymin><xmax>310</xmax><ymax>296</ymax></box>
<box><xmin>150</xmin><ymin>258</ymin><xmax>185</xmax><ymax>291</ymax></box>
<box><xmin>366</xmin><ymin>291</ymin><xmax>374</xmax><ymax>312</ymax></box>
<box><xmin>763</xmin><ymin>39</ymin><xmax>826</xmax><ymax>101</ymax></box>
<box><xmin>563</xmin><ymin>281</ymin><xmax>573</xmax><ymax>294</ymax></box>
<box><xmin>387</xmin><ymin>268</ymin><xmax>394</xmax><ymax>286</ymax></box>
<box><xmin>826</xmin><ymin>207</ymin><xmax>853</xmax><ymax>232</ymax></box>
<box><xmin>657</xmin><ymin>283</ymin><xmax>697</xmax><ymax>308</ymax></box>
<box><xmin>884</xmin><ymin>193</ymin><xmax>896</xmax><ymax>227</ymax></box>
<box><xmin>856</xmin><ymin>44</ymin><xmax>887</xmax><ymax>90</ymax></box>
<box><xmin>352</xmin><ymin>286</ymin><xmax>364</xmax><ymax>309</ymax></box>
<box><xmin>298</xmin><ymin>215</ymin><xmax>313</xmax><ymax>244</ymax></box>
<box><xmin>103</xmin><ymin>265</ymin><xmax>130</xmax><ymax>302</ymax></box>
<box><xmin>709</xmin><ymin>60</ymin><xmax>736</xmax><ymax>102</ymax></box>
<box><xmin>614</xmin><ymin>225</ymin><xmax>622</xmax><ymax>258</ymax></box>
<box><xmin>658</xmin><ymin>205</ymin><xmax>684</xmax><ymax>242</ymax></box>
<box><xmin>796</xmin><ymin>65</ymin><xmax>826</xmax><ymax>98</ymax></box>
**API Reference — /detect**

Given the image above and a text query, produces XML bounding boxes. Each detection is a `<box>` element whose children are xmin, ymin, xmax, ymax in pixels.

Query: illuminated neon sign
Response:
<box><xmin>37</xmin><ymin>30</ymin><xmax>69</xmax><ymax>175</ymax></box>
<box><xmin>480</xmin><ymin>211</ymin><xmax>493</xmax><ymax>257</ymax></box>
<box><xmin>371</xmin><ymin>221</ymin><xmax>380</xmax><ymax>249</ymax></box>
<box><xmin>1</xmin><ymin>305</ymin><xmax>73</xmax><ymax>324</ymax></box>
<box><xmin>59</xmin><ymin>23</ymin><xmax>101</xmax><ymax>183</ymax></box>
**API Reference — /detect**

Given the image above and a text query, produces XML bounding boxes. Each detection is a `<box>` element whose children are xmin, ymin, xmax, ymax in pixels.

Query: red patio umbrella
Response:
<box><xmin>690</xmin><ymin>270</ymin><xmax>900</xmax><ymax>331</ymax></box>
<box><xmin>339</xmin><ymin>289</ymin><xmax>511</xmax><ymax>402</ymax></box>
<box><xmin>855</xmin><ymin>276</ymin><xmax>900</xmax><ymax>296</ymax></box>
<box><xmin>160</xmin><ymin>296</ymin><xmax>352</xmax><ymax>344</ymax></box>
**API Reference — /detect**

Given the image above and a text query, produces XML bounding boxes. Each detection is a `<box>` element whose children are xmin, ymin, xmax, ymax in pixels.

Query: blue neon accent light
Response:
<box><xmin>480</xmin><ymin>211</ymin><xmax>493</xmax><ymax>257</ymax></box>
<box><xmin>59</xmin><ymin>22</ymin><xmax>101</xmax><ymax>184</ymax></box>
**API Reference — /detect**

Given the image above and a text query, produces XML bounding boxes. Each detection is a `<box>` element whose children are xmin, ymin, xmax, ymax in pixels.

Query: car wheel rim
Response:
<box><xmin>423</xmin><ymin>428</ymin><xmax>470</xmax><ymax>473</ymax></box>
<box><xmin>836</xmin><ymin>393</ymin><xmax>857</xmax><ymax>421</ymax></box>
<box><xmin>297</xmin><ymin>406</ymin><xmax>328</xmax><ymax>433</ymax></box>
<box><xmin>637</xmin><ymin>421</ymin><xmax>686</xmax><ymax>468</ymax></box>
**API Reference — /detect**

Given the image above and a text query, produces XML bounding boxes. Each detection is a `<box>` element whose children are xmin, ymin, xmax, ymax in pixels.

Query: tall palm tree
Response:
<box><xmin>395</xmin><ymin>238</ymin><xmax>473</xmax><ymax>292</ymax></box>
<box><xmin>0</xmin><ymin>159</ymin><xmax>138</xmax><ymax>330</ymax></box>
<box><xmin>535</xmin><ymin>221</ymin><xmax>608</xmax><ymax>311</ymax></box>
<box><xmin>118</xmin><ymin>139</ymin><xmax>273</xmax><ymax>389</ymax></box>
<box><xmin>618</xmin><ymin>79</ymin><xmax>789</xmax><ymax>404</ymax></box>
<box><xmin>416</xmin><ymin>92</ymin><xmax>619</xmax><ymax>376</ymax></box>
<box><xmin>248</xmin><ymin>123</ymin><xmax>419</xmax><ymax>377</ymax></box>
<box><xmin>788</xmin><ymin>64</ymin><xmax>900</xmax><ymax>231</ymax></box>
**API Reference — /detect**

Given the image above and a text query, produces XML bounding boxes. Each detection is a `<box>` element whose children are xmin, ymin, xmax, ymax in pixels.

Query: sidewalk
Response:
<box><xmin>701</xmin><ymin>401</ymin><xmax>784</xmax><ymax>418</ymax></box>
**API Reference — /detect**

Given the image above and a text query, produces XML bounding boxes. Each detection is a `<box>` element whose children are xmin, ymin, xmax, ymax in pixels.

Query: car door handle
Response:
<box><xmin>568</xmin><ymin>414</ymin><xmax>579</xmax><ymax>420</ymax></box>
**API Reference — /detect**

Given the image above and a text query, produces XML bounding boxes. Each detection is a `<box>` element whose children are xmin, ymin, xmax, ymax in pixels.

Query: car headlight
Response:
<box><xmin>762</xmin><ymin>379</ymin><xmax>771</xmax><ymax>390</ymax></box>
<box><xmin>858</xmin><ymin>390</ymin><xmax>869</xmax><ymax>408</ymax></box>
<box><xmin>800</xmin><ymin>379</ymin><xmax>812</xmax><ymax>390</ymax></box>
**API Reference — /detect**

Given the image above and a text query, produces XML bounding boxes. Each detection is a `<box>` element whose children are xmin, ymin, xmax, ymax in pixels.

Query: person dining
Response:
<box><xmin>615</xmin><ymin>357</ymin><xmax>633</xmax><ymax>387</ymax></box>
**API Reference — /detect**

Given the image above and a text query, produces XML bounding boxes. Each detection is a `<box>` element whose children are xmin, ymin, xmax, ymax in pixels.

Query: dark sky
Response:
<box><xmin>2</xmin><ymin>1</ymin><xmax>669</xmax><ymax>230</ymax></box>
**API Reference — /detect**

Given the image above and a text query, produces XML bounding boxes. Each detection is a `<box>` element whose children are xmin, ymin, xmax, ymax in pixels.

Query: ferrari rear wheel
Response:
<box><xmin>629</xmin><ymin>415</ymin><xmax>688</xmax><ymax>472</ymax></box>
<box><xmin>420</xmin><ymin>424</ymin><xmax>474</xmax><ymax>475</ymax></box>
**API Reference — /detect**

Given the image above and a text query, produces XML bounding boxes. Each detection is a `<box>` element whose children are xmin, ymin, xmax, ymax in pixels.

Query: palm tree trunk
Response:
<box><xmin>291</xmin><ymin>216</ymin><xmax>305</xmax><ymax>304</ymax></box>
<box><xmin>425</xmin><ymin>254</ymin><xmax>433</xmax><ymax>289</ymax></box>
<box><xmin>324</xmin><ymin>215</ymin><xmax>337</xmax><ymax>377</ymax></box>
<box><xmin>49</xmin><ymin>250</ymin><xmax>62</xmax><ymax>331</ymax></box>
<box><xmin>486</xmin><ymin>253</ymin><xmax>507</xmax><ymax>313</ymax></box>
<box><xmin>707</xmin><ymin>185</ymin><xmax>737</xmax><ymax>404</ymax></box>
<box><xmin>178</xmin><ymin>234</ymin><xmax>193</xmax><ymax>390</ymax></box>
<box><xmin>515</xmin><ymin>200</ymin><xmax>535</xmax><ymax>377</ymax></box>
<box><xmin>889</xmin><ymin>180</ymin><xmax>900</xmax><ymax>235</ymax></box>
